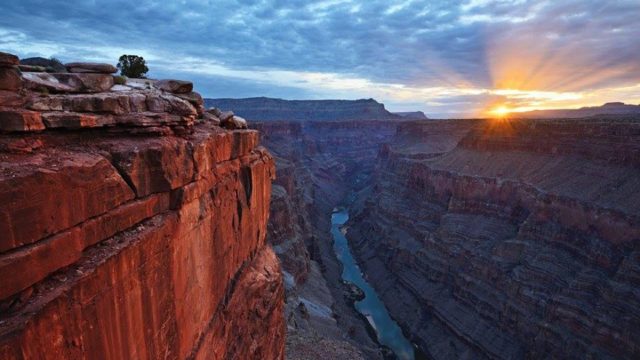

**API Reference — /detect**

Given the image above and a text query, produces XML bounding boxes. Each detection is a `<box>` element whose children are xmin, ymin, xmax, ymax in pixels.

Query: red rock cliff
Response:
<box><xmin>0</xmin><ymin>52</ymin><xmax>284</xmax><ymax>360</ymax></box>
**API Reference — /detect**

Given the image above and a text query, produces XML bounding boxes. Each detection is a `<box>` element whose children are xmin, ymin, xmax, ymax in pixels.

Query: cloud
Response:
<box><xmin>0</xmin><ymin>0</ymin><xmax>638</xmax><ymax>117</ymax></box>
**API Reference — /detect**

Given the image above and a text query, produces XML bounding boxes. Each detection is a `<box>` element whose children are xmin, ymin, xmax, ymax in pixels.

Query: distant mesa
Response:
<box><xmin>19</xmin><ymin>57</ymin><xmax>67</xmax><ymax>73</ymax></box>
<box><xmin>393</xmin><ymin>111</ymin><xmax>429</xmax><ymax>120</ymax></box>
<box><xmin>514</xmin><ymin>102</ymin><xmax>640</xmax><ymax>119</ymax></box>
<box><xmin>205</xmin><ymin>96</ymin><xmax>424</xmax><ymax>121</ymax></box>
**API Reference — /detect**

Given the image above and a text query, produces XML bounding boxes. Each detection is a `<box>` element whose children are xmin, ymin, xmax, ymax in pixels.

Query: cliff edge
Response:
<box><xmin>0</xmin><ymin>51</ymin><xmax>284</xmax><ymax>359</ymax></box>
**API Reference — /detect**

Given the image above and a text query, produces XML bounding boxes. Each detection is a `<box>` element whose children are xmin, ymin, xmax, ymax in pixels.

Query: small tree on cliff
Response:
<box><xmin>117</xmin><ymin>54</ymin><xmax>149</xmax><ymax>78</ymax></box>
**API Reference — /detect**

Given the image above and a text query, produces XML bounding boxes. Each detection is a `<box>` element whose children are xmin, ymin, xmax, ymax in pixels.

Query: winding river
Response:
<box><xmin>331</xmin><ymin>208</ymin><xmax>416</xmax><ymax>360</ymax></box>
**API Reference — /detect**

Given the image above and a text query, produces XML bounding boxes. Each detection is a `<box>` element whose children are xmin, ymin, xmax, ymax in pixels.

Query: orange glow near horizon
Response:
<box><xmin>489</xmin><ymin>105</ymin><xmax>511</xmax><ymax>118</ymax></box>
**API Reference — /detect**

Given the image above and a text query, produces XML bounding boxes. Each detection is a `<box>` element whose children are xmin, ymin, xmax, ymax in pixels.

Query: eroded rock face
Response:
<box><xmin>347</xmin><ymin>119</ymin><xmax>640</xmax><ymax>359</ymax></box>
<box><xmin>254</xmin><ymin>120</ymin><xmax>399</xmax><ymax>359</ymax></box>
<box><xmin>0</xmin><ymin>52</ymin><xmax>283</xmax><ymax>360</ymax></box>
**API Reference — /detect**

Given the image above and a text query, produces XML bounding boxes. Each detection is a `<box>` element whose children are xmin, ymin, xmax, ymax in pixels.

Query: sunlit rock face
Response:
<box><xmin>347</xmin><ymin>118</ymin><xmax>640</xmax><ymax>359</ymax></box>
<box><xmin>0</xmin><ymin>52</ymin><xmax>284</xmax><ymax>360</ymax></box>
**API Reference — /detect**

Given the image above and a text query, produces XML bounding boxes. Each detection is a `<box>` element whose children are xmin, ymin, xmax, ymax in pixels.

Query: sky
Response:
<box><xmin>1</xmin><ymin>0</ymin><xmax>639</xmax><ymax>118</ymax></box>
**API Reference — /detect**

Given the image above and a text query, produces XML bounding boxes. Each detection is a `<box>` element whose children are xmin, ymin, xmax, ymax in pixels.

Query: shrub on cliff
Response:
<box><xmin>113</xmin><ymin>75</ymin><xmax>127</xmax><ymax>85</ymax></box>
<box><xmin>117</xmin><ymin>54</ymin><xmax>148</xmax><ymax>78</ymax></box>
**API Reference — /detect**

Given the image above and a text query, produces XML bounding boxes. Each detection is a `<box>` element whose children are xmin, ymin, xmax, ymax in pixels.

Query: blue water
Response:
<box><xmin>331</xmin><ymin>208</ymin><xmax>415</xmax><ymax>360</ymax></box>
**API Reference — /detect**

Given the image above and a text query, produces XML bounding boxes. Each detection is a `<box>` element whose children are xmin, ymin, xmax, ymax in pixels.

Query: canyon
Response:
<box><xmin>0</xmin><ymin>52</ymin><xmax>283</xmax><ymax>359</ymax></box>
<box><xmin>2</xmin><ymin>48</ymin><xmax>639</xmax><ymax>360</ymax></box>
<box><xmin>347</xmin><ymin>118</ymin><xmax>640</xmax><ymax>359</ymax></box>
<box><xmin>251</xmin><ymin>112</ymin><xmax>639</xmax><ymax>359</ymax></box>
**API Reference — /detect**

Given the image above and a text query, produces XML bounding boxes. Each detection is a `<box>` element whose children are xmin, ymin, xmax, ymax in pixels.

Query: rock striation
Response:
<box><xmin>0</xmin><ymin>52</ymin><xmax>284</xmax><ymax>360</ymax></box>
<box><xmin>347</xmin><ymin>118</ymin><xmax>640</xmax><ymax>359</ymax></box>
<box><xmin>253</xmin><ymin>120</ymin><xmax>399</xmax><ymax>359</ymax></box>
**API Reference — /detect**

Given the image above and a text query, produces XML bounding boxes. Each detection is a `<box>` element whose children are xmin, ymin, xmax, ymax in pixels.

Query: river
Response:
<box><xmin>331</xmin><ymin>208</ymin><xmax>416</xmax><ymax>360</ymax></box>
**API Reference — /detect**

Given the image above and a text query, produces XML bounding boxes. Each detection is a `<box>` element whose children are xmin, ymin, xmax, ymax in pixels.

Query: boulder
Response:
<box><xmin>0</xmin><ymin>52</ymin><xmax>19</xmax><ymax>67</ymax></box>
<box><xmin>155</xmin><ymin>79</ymin><xmax>193</xmax><ymax>94</ymax></box>
<box><xmin>219</xmin><ymin>110</ymin><xmax>234</xmax><ymax>122</ymax></box>
<box><xmin>65</xmin><ymin>62</ymin><xmax>117</xmax><ymax>74</ymax></box>
<box><xmin>221</xmin><ymin>115</ymin><xmax>248</xmax><ymax>130</ymax></box>
<box><xmin>202</xmin><ymin>111</ymin><xmax>221</xmax><ymax>125</ymax></box>
<box><xmin>0</xmin><ymin>68</ymin><xmax>22</xmax><ymax>91</ymax></box>
<box><xmin>41</xmin><ymin>112</ymin><xmax>108</xmax><ymax>129</ymax></box>
<box><xmin>146</xmin><ymin>93</ymin><xmax>197</xmax><ymax>116</ymax></box>
<box><xmin>207</xmin><ymin>107</ymin><xmax>222</xmax><ymax>117</ymax></box>
<box><xmin>0</xmin><ymin>109</ymin><xmax>45</xmax><ymax>132</ymax></box>
<box><xmin>175</xmin><ymin>91</ymin><xmax>203</xmax><ymax>106</ymax></box>
<box><xmin>54</xmin><ymin>73</ymin><xmax>114</xmax><ymax>93</ymax></box>
<box><xmin>22</xmin><ymin>72</ymin><xmax>76</xmax><ymax>93</ymax></box>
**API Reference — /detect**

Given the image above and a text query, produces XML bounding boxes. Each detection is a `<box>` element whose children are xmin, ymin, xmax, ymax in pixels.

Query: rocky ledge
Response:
<box><xmin>0</xmin><ymin>52</ymin><xmax>283</xmax><ymax>359</ymax></box>
<box><xmin>0</xmin><ymin>52</ymin><xmax>247</xmax><ymax>134</ymax></box>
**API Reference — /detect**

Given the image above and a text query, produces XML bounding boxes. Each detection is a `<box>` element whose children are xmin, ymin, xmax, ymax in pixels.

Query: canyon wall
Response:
<box><xmin>0</xmin><ymin>52</ymin><xmax>284</xmax><ymax>359</ymax></box>
<box><xmin>253</xmin><ymin>120</ymin><xmax>398</xmax><ymax>359</ymax></box>
<box><xmin>206</xmin><ymin>97</ymin><xmax>404</xmax><ymax>121</ymax></box>
<box><xmin>347</xmin><ymin>118</ymin><xmax>640</xmax><ymax>359</ymax></box>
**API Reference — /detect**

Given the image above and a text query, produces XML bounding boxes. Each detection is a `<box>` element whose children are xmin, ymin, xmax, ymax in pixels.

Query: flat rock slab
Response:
<box><xmin>22</xmin><ymin>72</ymin><xmax>114</xmax><ymax>93</ymax></box>
<box><xmin>0</xmin><ymin>109</ymin><xmax>45</xmax><ymax>132</ymax></box>
<box><xmin>65</xmin><ymin>62</ymin><xmax>117</xmax><ymax>74</ymax></box>
<box><xmin>28</xmin><ymin>92</ymin><xmax>197</xmax><ymax>118</ymax></box>
<box><xmin>175</xmin><ymin>91</ymin><xmax>203</xmax><ymax>106</ymax></box>
<box><xmin>222</xmin><ymin>115</ymin><xmax>248</xmax><ymax>130</ymax></box>
<box><xmin>41</xmin><ymin>112</ymin><xmax>108</xmax><ymax>129</ymax></box>
<box><xmin>155</xmin><ymin>79</ymin><xmax>193</xmax><ymax>94</ymax></box>
<box><xmin>22</xmin><ymin>72</ymin><xmax>76</xmax><ymax>93</ymax></box>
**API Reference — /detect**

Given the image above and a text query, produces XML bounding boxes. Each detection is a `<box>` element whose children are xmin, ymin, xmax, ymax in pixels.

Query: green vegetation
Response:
<box><xmin>49</xmin><ymin>57</ymin><xmax>63</xmax><ymax>67</ymax></box>
<box><xmin>113</xmin><ymin>75</ymin><xmax>127</xmax><ymax>85</ymax></box>
<box><xmin>116</xmin><ymin>54</ymin><xmax>148</xmax><ymax>78</ymax></box>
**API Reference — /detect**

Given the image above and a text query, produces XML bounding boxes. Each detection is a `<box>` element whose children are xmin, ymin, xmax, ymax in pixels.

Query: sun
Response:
<box><xmin>489</xmin><ymin>106</ymin><xmax>511</xmax><ymax>118</ymax></box>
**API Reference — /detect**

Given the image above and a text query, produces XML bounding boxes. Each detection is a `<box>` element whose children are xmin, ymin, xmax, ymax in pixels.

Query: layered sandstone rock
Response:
<box><xmin>347</xmin><ymin>118</ymin><xmax>640</xmax><ymax>359</ymax></box>
<box><xmin>0</xmin><ymin>52</ymin><xmax>283</xmax><ymax>360</ymax></box>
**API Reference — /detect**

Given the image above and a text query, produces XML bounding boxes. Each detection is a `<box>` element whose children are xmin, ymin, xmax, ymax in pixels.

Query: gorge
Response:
<box><xmin>249</xmin><ymin>108</ymin><xmax>640</xmax><ymax>359</ymax></box>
